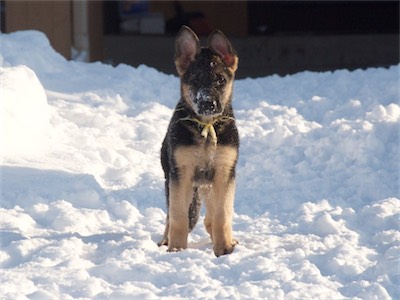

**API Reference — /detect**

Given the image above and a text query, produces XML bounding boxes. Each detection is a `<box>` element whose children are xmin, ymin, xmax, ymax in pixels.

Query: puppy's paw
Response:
<box><xmin>157</xmin><ymin>238</ymin><xmax>168</xmax><ymax>247</ymax></box>
<box><xmin>214</xmin><ymin>240</ymin><xmax>238</xmax><ymax>257</ymax></box>
<box><xmin>167</xmin><ymin>247</ymin><xmax>184</xmax><ymax>253</ymax></box>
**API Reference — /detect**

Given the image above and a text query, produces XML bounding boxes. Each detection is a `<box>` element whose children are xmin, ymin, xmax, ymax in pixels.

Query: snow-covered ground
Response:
<box><xmin>1</xmin><ymin>30</ymin><xmax>399</xmax><ymax>299</ymax></box>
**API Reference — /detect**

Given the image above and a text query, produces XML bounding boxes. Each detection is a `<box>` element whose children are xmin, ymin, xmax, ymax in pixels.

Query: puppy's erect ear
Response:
<box><xmin>208</xmin><ymin>30</ymin><xmax>238</xmax><ymax>72</ymax></box>
<box><xmin>175</xmin><ymin>26</ymin><xmax>201</xmax><ymax>76</ymax></box>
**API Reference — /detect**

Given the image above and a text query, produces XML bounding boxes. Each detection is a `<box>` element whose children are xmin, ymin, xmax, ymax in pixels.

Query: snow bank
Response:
<box><xmin>1</xmin><ymin>30</ymin><xmax>399</xmax><ymax>299</ymax></box>
<box><xmin>0</xmin><ymin>65</ymin><xmax>50</xmax><ymax>159</ymax></box>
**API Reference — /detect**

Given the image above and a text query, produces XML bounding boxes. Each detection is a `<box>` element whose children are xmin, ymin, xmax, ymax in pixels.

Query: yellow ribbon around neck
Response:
<box><xmin>178</xmin><ymin>115</ymin><xmax>234</xmax><ymax>144</ymax></box>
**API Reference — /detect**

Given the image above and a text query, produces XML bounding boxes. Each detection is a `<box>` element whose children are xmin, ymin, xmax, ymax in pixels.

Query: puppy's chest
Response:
<box><xmin>192</xmin><ymin>146</ymin><xmax>217</xmax><ymax>183</ymax></box>
<box><xmin>174</xmin><ymin>144</ymin><xmax>218</xmax><ymax>183</ymax></box>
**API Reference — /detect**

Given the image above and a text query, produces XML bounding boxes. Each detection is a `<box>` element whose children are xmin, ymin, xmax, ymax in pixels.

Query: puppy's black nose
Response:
<box><xmin>194</xmin><ymin>88</ymin><xmax>221</xmax><ymax>116</ymax></box>
<box><xmin>197</xmin><ymin>99</ymin><xmax>221</xmax><ymax>115</ymax></box>
<box><xmin>198</xmin><ymin>100</ymin><xmax>215</xmax><ymax>113</ymax></box>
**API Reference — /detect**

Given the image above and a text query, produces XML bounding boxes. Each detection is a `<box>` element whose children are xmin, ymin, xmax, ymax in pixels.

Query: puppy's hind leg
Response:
<box><xmin>188</xmin><ymin>187</ymin><xmax>201</xmax><ymax>233</ymax></box>
<box><xmin>158</xmin><ymin>215</ymin><xmax>169</xmax><ymax>246</ymax></box>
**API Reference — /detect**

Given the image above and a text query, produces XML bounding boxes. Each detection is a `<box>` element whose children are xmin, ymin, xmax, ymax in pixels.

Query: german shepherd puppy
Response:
<box><xmin>159</xmin><ymin>26</ymin><xmax>239</xmax><ymax>257</ymax></box>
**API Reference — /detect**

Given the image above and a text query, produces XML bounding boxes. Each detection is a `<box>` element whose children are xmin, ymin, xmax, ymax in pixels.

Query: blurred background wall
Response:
<box><xmin>2</xmin><ymin>0</ymin><xmax>399</xmax><ymax>78</ymax></box>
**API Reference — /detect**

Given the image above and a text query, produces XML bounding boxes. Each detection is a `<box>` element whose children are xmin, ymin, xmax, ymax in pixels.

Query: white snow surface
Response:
<box><xmin>1</xmin><ymin>30</ymin><xmax>399</xmax><ymax>299</ymax></box>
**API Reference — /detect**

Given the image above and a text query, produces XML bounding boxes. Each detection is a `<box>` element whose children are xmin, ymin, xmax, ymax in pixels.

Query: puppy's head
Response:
<box><xmin>175</xmin><ymin>26</ymin><xmax>238</xmax><ymax>118</ymax></box>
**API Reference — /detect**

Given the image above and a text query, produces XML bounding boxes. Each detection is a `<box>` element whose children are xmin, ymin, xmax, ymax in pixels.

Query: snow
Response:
<box><xmin>1</xmin><ymin>65</ymin><xmax>50</xmax><ymax>158</ymax></box>
<box><xmin>1</xmin><ymin>30</ymin><xmax>399</xmax><ymax>299</ymax></box>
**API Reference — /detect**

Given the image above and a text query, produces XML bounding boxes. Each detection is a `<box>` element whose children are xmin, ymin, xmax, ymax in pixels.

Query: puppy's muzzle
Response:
<box><xmin>193</xmin><ymin>88</ymin><xmax>222</xmax><ymax>116</ymax></box>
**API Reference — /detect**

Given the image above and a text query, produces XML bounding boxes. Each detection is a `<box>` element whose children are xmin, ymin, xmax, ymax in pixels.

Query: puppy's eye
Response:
<box><xmin>215</xmin><ymin>75</ymin><xmax>226</xmax><ymax>86</ymax></box>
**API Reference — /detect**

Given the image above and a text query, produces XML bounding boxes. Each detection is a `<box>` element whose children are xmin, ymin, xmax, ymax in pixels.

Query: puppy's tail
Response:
<box><xmin>188</xmin><ymin>187</ymin><xmax>201</xmax><ymax>232</ymax></box>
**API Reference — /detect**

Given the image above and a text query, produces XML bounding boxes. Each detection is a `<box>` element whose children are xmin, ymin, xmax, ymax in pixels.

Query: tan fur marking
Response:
<box><xmin>174</xmin><ymin>143</ymin><xmax>218</xmax><ymax>170</ymax></box>
<box><xmin>168</xmin><ymin>169</ymin><xmax>193</xmax><ymax>251</ymax></box>
<box><xmin>219</xmin><ymin>79</ymin><xmax>235</xmax><ymax>112</ymax></box>
<box><xmin>175</xmin><ymin>59</ymin><xmax>184</xmax><ymax>77</ymax></box>
<box><xmin>172</xmin><ymin>145</ymin><xmax>238</xmax><ymax>256</ymax></box>
<box><xmin>175</xmin><ymin>58</ymin><xmax>189</xmax><ymax>77</ymax></box>
<box><xmin>181</xmin><ymin>83</ymin><xmax>196</xmax><ymax>112</ymax></box>
<box><xmin>229</xmin><ymin>56</ymin><xmax>239</xmax><ymax>73</ymax></box>
<box><xmin>206</xmin><ymin>146</ymin><xmax>237</xmax><ymax>256</ymax></box>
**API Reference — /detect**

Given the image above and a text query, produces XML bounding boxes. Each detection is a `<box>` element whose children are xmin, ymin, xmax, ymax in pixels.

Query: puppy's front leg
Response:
<box><xmin>168</xmin><ymin>178</ymin><xmax>193</xmax><ymax>252</ymax></box>
<box><xmin>211</xmin><ymin>179</ymin><xmax>237</xmax><ymax>257</ymax></box>
<box><xmin>209</xmin><ymin>146</ymin><xmax>238</xmax><ymax>257</ymax></box>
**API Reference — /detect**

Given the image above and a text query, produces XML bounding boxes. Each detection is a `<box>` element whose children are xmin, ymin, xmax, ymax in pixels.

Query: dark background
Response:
<box><xmin>2</xmin><ymin>1</ymin><xmax>399</xmax><ymax>78</ymax></box>
<box><xmin>103</xmin><ymin>1</ymin><xmax>399</xmax><ymax>78</ymax></box>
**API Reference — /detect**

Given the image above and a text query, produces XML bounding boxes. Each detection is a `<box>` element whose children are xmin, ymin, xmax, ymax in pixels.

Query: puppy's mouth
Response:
<box><xmin>191</xmin><ymin>88</ymin><xmax>223</xmax><ymax>117</ymax></box>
